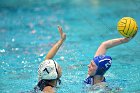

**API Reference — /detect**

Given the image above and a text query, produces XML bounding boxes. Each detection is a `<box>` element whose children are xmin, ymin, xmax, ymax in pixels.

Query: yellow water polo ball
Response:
<box><xmin>117</xmin><ymin>17</ymin><xmax>138</xmax><ymax>37</ymax></box>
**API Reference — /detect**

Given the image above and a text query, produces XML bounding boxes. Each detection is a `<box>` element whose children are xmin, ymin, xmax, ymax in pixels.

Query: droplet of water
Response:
<box><xmin>0</xmin><ymin>49</ymin><xmax>5</xmax><ymax>53</ymax></box>
<box><xmin>17</xmin><ymin>55</ymin><xmax>20</xmax><ymax>58</ymax></box>
<box><xmin>12</xmin><ymin>38</ymin><xmax>15</xmax><ymax>42</ymax></box>
<box><xmin>22</xmin><ymin>61</ymin><xmax>24</xmax><ymax>64</ymax></box>
<box><xmin>15</xmin><ymin>48</ymin><xmax>19</xmax><ymax>51</ymax></box>
<box><xmin>40</xmin><ymin>53</ymin><xmax>44</xmax><ymax>57</ymax></box>
<box><xmin>38</xmin><ymin>58</ymin><xmax>41</xmax><ymax>61</ymax></box>
<box><xmin>60</xmin><ymin>56</ymin><xmax>65</xmax><ymax>60</ymax></box>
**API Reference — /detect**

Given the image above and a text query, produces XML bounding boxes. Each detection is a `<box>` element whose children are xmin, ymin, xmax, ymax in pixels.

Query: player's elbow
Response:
<box><xmin>101</xmin><ymin>41</ymin><xmax>109</xmax><ymax>49</ymax></box>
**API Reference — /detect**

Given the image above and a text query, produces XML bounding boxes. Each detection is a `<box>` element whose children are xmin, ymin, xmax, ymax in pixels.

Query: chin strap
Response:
<box><xmin>84</xmin><ymin>76</ymin><xmax>94</xmax><ymax>85</ymax></box>
<box><xmin>84</xmin><ymin>75</ymin><xmax>106</xmax><ymax>85</ymax></box>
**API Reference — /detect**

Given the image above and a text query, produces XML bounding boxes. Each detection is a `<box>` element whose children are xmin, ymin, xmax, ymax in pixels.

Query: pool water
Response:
<box><xmin>0</xmin><ymin>0</ymin><xmax>140</xmax><ymax>93</ymax></box>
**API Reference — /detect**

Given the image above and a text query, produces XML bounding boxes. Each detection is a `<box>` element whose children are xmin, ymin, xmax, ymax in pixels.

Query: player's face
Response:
<box><xmin>88</xmin><ymin>60</ymin><xmax>98</xmax><ymax>76</ymax></box>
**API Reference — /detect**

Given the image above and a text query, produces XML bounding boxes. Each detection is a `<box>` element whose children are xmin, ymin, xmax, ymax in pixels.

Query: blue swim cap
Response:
<box><xmin>93</xmin><ymin>55</ymin><xmax>112</xmax><ymax>76</ymax></box>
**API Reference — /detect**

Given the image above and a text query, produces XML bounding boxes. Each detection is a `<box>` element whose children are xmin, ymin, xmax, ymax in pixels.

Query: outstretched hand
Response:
<box><xmin>45</xmin><ymin>26</ymin><xmax>66</xmax><ymax>60</ymax></box>
<box><xmin>58</xmin><ymin>26</ymin><xmax>66</xmax><ymax>41</ymax></box>
<box><xmin>121</xmin><ymin>37</ymin><xmax>132</xmax><ymax>43</ymax></box>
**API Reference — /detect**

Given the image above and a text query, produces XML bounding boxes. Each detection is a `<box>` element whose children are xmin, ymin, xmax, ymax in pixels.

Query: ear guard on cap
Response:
<box><xmin>38</xmin><ymin>59</ymin><xmax>58</xmax><ymax>81</ymax></box>
<box><xmin>93</xmin><ymin>55</ymin><xmax>112</xmax><ymax>75</ymax></box>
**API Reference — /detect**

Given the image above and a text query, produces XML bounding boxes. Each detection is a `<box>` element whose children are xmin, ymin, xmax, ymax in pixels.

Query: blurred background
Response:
<box><xmin>0</xmin><ymin>0</ymin><xmax>140</xmax><ymax>93</ymax></box>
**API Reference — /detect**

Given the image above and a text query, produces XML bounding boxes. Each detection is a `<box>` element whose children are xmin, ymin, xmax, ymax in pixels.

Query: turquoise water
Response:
<box><xmin>0</xmin><ymin>0</ymin><xmax>140</xmax><ymax>93</ymax></box>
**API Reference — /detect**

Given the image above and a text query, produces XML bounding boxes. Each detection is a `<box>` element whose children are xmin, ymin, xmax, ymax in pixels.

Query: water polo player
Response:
<box><xmin>84</xmin><ymin>37</ymin><xmax>131</xmax><ymax>85</ymax></box>
<box><xmin>34</xmin><ymin>26</ymin><xmax>66</xmax><ymax>93</ymax></box>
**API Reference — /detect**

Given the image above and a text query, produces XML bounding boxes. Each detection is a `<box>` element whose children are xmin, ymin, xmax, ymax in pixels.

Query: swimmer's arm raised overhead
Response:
<box><xmin>95</xmin><ymin>38</ymin><xmax>131</xmax><ymax>57</ymax></box>
<box><xmin>45</xmin><ymin>26</ymin><xmax>66</xmax><ymax>60</ymax></box>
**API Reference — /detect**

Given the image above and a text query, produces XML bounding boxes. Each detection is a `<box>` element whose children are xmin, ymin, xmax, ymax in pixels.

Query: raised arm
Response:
<box><xmin>45</xmin><ymin>26</ymin><xmax>66</xmax><ymax>60</ymax></box>
<box><xmin>94</xmin><ymin>38</ymin><xmax>131</xmax><ymax>57</ymax></box>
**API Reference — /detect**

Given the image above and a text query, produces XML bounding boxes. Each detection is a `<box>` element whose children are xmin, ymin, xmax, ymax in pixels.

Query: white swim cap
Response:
<box><xmin>38</xmin><ymin>59</ymin><xmax>58</xmax><ymax>81</ymax></box>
